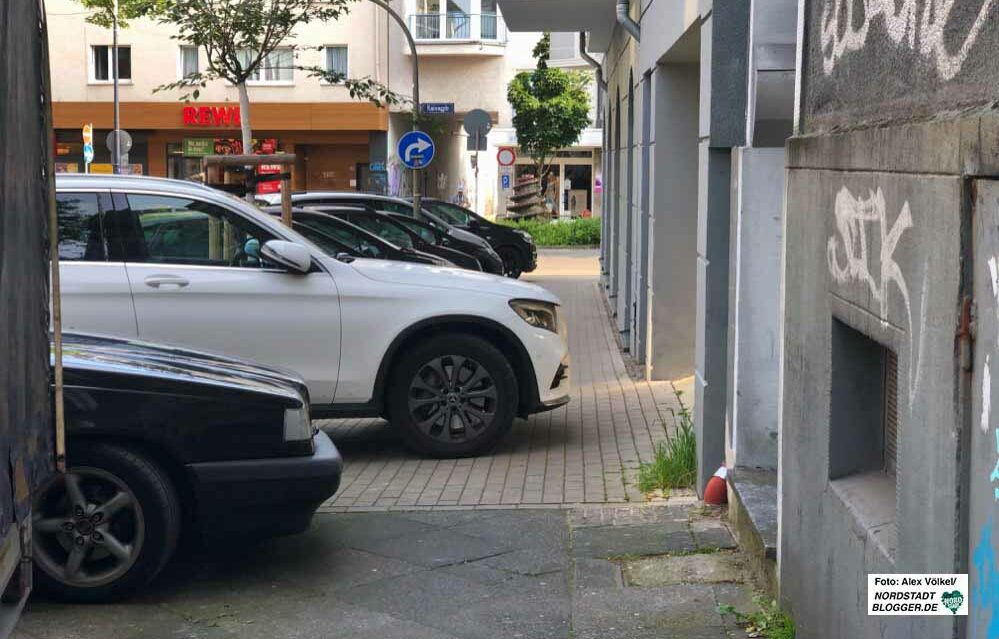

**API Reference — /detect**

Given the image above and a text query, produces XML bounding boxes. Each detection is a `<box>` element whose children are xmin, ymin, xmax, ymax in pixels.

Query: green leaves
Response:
<box><xmin>507</xmin><ymin>32</ymin><xmax>591</xmax><ymax>183</ymax></box>
<box><xmin>73</xmin><ymin>0</ymin><xmax>167</xmax><ymax>29</ymax></box>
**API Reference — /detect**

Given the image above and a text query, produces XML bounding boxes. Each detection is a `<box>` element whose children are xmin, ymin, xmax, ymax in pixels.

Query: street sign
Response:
<box><xmin>422</xmin><ymin>103</ymin><xmax>455</xmax><ymax>115</ymax></box>
<box><xmin>497</xmin><ymin>147</ymin><xmax>516</xmax><ymax>167</ymax></box>
<box><xmin>82</xmin><ymin>124</ymin><xmax>93</xmax><ymax>145</ymax></box>
<box><xmin>501</xmin><ymin>174</ymin><xmax>511</xmax><ymax>190</ymax></box>
<box><xmin>397</xmin><ymin>131</ymin><xmax>435</xmax><ymax>170</ymax></box>
<box><xmin>106</xmin><ymin>130</ymin><xmax>132</xmax><ymax>155</ymax></box>
<box><xmin>83</xmin><ymin>144</ymin><xmax>94</xmax><ymax>165</ymax></box>
<box><xmin>82</xmin><ymin>123</ymin><xmax>94</xmax><ymax>169</ymax></box>
<box><xmin>464</xmin><ymin>109</ymin><xmax>492</xmax><ymax>152</ymax></box>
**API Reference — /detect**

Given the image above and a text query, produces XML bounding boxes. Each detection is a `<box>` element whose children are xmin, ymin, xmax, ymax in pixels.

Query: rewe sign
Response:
<box><xmin>182</xmin><ymin>106</ymin><xmax>241</xmax><ymax>128</ymax></box>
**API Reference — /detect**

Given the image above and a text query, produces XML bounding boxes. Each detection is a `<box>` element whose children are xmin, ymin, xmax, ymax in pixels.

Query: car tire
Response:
<box><xmin>388</xmin><ymin>334</ymin><xmax>518</xmax><ymax>458</ymax></box>
<box><xmin>499</xmin><ymin>247</ymin><xmax>523</xmax><ymax>279</ymax></box>
<box><xmin>32</xmin><ymin>442</ymin><xmax>181</xmax><ymax>603</ymax></box>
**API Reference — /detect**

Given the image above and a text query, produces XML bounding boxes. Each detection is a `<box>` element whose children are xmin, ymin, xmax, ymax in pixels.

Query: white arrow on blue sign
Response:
<box><xmin>397</xmin><ymin>131</ymin><xmax>435</xmax><ymax>170</ymax></box>
<box><xmin>83</xmin><ymin>143</ymin><xmax>94</xmax><ymax>164</ymax></box>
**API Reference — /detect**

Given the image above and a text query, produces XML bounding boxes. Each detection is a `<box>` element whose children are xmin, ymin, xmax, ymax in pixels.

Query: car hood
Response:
<box><xmin>346</xmin><ymin>258</ymin><xmax>560</xmax><ymax>303</ymax></box>
<box><xmin>58</xmin><ymin>333</ymin><xmax>308</xmax><ymax>404</ymax></box>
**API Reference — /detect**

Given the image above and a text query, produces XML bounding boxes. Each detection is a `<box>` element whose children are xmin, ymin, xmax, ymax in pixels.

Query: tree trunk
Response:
<box><xmin>237</xmin><ymin>82</ymin><xmax>254</xmax><ymax>202</ymax></box>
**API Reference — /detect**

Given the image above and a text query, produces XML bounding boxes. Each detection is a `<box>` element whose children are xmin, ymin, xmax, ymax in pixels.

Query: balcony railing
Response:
<box><xmin>409</xmin><ymin>13</ymin><xmax>506</xmax><ymax>43</ymax></box>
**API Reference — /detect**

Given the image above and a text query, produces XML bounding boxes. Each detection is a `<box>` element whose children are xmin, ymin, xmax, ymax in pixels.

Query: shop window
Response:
<box><xmin>91</xmin><ymin>45</ymin><xmax>131</xmax><ymax>83</ymax></box>
<box><xmin>325</xmin><ymin>46</ymin><xmax>348</xmax><ymax>77</ymax></box>
<box><xmin>179</xmin><ymin>46</ymin><xmax>199</xmax><ymax>79</ymax></box>
<box><xmin>240</xmin><ymin>48</ymin><xmax>294</xmax><ymax>84</ymax></box>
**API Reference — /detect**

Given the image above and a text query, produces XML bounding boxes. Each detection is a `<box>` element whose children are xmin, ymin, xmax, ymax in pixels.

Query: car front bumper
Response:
<box><xmin>187</xmin><ymin>431</ymin><xmax>342</xmax><ymax>538</ymax></box>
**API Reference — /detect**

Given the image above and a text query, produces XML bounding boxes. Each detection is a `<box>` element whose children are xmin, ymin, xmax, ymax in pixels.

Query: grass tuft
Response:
<box><xmin>637</xmin><ymin>388</ymin><xmax>697</xmax><ymax>494</ymax></box>
<box><xmin>717</xmin><ymin>595</ymin><xmax>795</xmax><ymax>639</ymax></box>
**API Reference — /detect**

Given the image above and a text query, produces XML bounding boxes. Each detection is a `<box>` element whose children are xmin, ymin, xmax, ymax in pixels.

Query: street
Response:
<box><xmin>14</xmin><ymin>251</ymin><xmax>753</xmax><ymax>639</ymax></box>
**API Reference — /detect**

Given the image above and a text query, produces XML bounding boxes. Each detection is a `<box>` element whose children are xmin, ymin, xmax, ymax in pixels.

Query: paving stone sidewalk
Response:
<box><xmin>17</xmin><ymin>504</ymin><xmax>755</xmax><ymax>639</ymax></box>
<box><xmin>320</xmin><ymin>250</ymin><xmax>692</xmax><ymax>511</ymax></box>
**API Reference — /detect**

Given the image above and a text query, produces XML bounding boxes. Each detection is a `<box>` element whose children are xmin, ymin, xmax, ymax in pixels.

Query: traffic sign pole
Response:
<box><xmin>112</xmin><ymin>0</ymin><xmax>121</xmax><ymax>174</ymax></box>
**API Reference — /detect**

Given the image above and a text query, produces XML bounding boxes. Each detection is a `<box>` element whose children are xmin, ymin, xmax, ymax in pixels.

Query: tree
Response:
<box><xmin>73</xmin><ymin>0</ymin><xmax>166</xmax><ymax>28</ymax></box>
<box><xmin>155</xmin><ymin>0</ymin><xmax>405</xmax><ymax>163</ymax></box>
<box><xmin>507</xmin><ymin>33</ymin><xmax>591</xmax><ymax>211</ymax></box>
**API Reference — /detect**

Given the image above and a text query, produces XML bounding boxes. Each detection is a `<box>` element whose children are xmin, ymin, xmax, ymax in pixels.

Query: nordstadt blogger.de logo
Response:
<box><xmin>868</xmin><ymin>574</ymin><xmax>969</xmax><ymax>616</ymax></box>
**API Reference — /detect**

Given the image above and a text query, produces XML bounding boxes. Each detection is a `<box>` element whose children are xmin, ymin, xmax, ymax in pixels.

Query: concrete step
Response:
<box><xmin>727</xmin><ymin>467</ymin><xmax>778</xmax><ymax>596</ymax></box>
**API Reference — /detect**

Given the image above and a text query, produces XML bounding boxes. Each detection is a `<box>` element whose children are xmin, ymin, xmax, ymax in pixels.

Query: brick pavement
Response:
<box><xmin>318</xmin><ymin>249</ymin><xmax>693</xmax><ymax>512</ymax></box>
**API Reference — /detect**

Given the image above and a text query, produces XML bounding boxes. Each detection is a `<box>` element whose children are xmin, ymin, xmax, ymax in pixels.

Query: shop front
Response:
<box><xmin>52</xmin><ymin>101</ymin><xmax>389</xmax><ymax>193</ymax></box>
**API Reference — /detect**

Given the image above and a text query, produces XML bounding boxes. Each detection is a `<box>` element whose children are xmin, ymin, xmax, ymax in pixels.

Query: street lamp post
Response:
<box><xmin>112</xmin><ymin>0</ymin><xmax>121</xmax><ymax>174</ymax></box>
<box><xmin>366</xmin><ymin>0</ymin><xmax>422</xmax><ymax>219</ymax></box>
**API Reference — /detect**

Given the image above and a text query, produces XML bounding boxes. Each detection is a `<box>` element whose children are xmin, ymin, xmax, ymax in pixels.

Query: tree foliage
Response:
<box><xmin>154</xmin><ymin>0</ymin><xmax>404</xmax><ymax>107</ymax></box>
<box><xmin>507</xmin><ymin>33</ymin><xmax>591</xmax><ymax>187</ymax></box>
<box><xmin>74</xmin><ymin>0</ymin><xmax>167</xmax><ymax>29</ymax></box>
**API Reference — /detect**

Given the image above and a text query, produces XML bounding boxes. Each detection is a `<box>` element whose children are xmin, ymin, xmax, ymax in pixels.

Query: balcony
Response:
<box><xmin>406</xmin><ymin>12</ymin><xmax>507</xmax><ymax>56</ymax></box>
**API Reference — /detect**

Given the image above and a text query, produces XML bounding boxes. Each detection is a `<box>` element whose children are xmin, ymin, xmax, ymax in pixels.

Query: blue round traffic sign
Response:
<box><xmin>397</xmin><ymin>131</ymin><xmax>435</xmax><ymax>170</ymax></box>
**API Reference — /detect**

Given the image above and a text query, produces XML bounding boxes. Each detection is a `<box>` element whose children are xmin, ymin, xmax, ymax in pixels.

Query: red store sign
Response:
<box><xmin>182</xmin><ymin>105</ymin><xmax>241</xmax><ymax>127</ymax></box>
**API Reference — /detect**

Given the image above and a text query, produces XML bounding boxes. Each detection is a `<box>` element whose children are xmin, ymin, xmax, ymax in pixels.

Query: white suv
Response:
<box><xmin>55</xmin><ymin>175</ymin><xmax>570</xmax><ymax>457</ymax></box>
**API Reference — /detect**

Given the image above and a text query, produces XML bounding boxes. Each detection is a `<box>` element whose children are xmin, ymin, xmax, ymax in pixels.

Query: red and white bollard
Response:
<box><xmin>704</xmin><ymin>466</ymin><xmax>728</xmax><ymax>505</ymax></box>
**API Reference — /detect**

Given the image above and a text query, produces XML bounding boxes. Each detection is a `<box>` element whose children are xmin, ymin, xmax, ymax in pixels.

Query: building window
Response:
<box><xmin>325</xmin><ymin>46</ymin><xmax>348</xmax><ymax>77</ymax></box>
<box><xmin>91</xmin><ymin>45</ymin><xmax>131</xmax><ymax>83</ymax></box>
<box><xmin>179</xmin><ymin>45</ymin><xmax>199</xmax><ymax>79</ymax></box>
<box><xmin>409</xmin><ymin>0</ymin><xmax>502</xmax><ymax>41</ymax></box>
<box><xmin>240</xmin><ymin>48</ymin><xmax>294</xmax><ymax>84</ymax></box>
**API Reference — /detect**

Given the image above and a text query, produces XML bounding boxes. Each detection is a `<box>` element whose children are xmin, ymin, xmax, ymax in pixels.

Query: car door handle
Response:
<box><xmin>144</xmin><ymin>275</ymin><xmax>190</xmax><ymax>289</ymax></box>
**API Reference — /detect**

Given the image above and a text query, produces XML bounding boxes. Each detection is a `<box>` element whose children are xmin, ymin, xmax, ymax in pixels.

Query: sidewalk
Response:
<box><xmin>319</xmin><ymin>249</ymin><xmax>693</xmax><ymax>511</ymax></box>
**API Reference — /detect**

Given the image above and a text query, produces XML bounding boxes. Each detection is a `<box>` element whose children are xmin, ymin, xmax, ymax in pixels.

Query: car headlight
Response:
<box><xmin>283</xmin><ymin>405</ymin><xmax>312</xmax><ymax>442</ymax></box>
<box><xmin>510</xmin><ymin>299</ymin><xmax>559</xmax><ymax>333</ymax></box>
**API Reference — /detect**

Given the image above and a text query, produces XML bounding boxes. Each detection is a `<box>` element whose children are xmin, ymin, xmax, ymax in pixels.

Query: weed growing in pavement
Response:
<box><xmin>717</xmin><ymin>595</ymin><xmax>795</xmax><ymax>639</ymax></box>
<box><xmin>637</xmin><ymin>387</ymin><xmax>697</xmax><ymax>495</ymax></box>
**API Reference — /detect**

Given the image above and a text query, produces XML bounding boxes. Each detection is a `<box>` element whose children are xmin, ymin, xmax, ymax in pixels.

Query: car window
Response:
<box><xmin>393</xmin><ymin>217</ymin><xmax>438</xmax><ymax>245</ymax></box>
<box><xmin>299</xmin><ymin>218</ymin><xmax>385</xmax><ymax>259</ymax></box>
<box><xmin>127</xmin><ymin>194</ymin><xmax>275</xmax><ymax>268</ymax></box>
<box><xmin>350</xmin><ymin>215</ymin><xmax>415</xmax><ymax>249</ymax></box>
<box><xmin>56</xmin><ymin>193</ymin><xmax>106</xmax><ymax>261</ymax></box>
<box><xmin>376</xmin><ymin>200</ymin><xmax>415</xmax><ymax>216</ymax></box>
<box><xmin>428</xmin><ymin>201</ymin><xmax>471</xmax><ymax>225</ymax></box>
<box><xmin>293</xmin><ymin>223</ymin><xmax>351</xmax><ymax>256</ymax></box>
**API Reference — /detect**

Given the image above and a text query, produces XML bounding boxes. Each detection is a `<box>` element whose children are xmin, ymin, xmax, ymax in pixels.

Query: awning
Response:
<box><xmin>496</xmin><ymin>0</ymin><xmax>616</xmax><ymax>52</ymax></box>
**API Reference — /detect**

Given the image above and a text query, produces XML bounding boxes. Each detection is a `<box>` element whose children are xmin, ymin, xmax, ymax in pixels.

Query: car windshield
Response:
<box><xmin>347</xmin><ymin>215</ymin><xmax>415</xmax><ymax>249</ymax></box>
<box><xmin>298</xmin><ymin>216</ymin><xmax>389</xmax><ymax>258</ymax></box>
<box><xmin>292</xmin><ymin>223</ymin><xmax>352</xmax><ymax>256</ymax></box>
<box><xmin>393</xmin><ymin>217</ymin><xmax>439</xmax><ymax>245</ymax></box>
<box><xmin>426</xmin><ymin>201</ymin><xmax>472</xmax><ymax>225</ymax></box>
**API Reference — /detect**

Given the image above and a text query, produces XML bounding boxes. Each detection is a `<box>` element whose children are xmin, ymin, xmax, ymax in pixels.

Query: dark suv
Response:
<box><xmin>422</xmin><ymin>199</ymin><xmax>537</xmax><ymax>278</ymax></box>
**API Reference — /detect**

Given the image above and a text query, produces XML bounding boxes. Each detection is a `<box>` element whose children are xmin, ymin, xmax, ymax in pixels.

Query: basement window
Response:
<box><xmin>828</xmin><ymin>319</ymin><xmax>898</xmax><ymax>560</ymax></box>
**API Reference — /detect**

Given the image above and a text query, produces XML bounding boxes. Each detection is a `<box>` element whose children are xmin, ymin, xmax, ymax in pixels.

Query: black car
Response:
<box><xmin>310</xmin><ymin>206</ymin><xmax>483</xmax><ymax>271</ymax></box>
<box><xmin>422</xmin><ymin>198</ymin><xmax>538</xmax><ymax>278</ymax></box>
<box><xmin>34</xmin><ymin>333</ymin><xmax>342</xmax><ymax>602</ymax></box>
<box><xmin>258</xmin><ymin>192</ymin><xmax>505</xmax><ymax>275</ymax></box>
<box><xmin>261</xmin><ymin>206</ymin><xmax>454</xmax><ymax>268</ymax></box>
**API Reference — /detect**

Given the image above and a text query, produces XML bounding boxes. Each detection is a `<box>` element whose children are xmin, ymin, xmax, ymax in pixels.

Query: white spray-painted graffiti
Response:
<box><xmin>820</xmin><ymin>0</ymin><xmax>997</xmax><ymax>81</ymax></box>
<box><xmin>827</xmin><ymin>186</ymin><xmax>926</xmax><ymax>400</ymax></box>
<box><xmin>827</xmin><ymin>186</ymin><xmax>913</xmax><ymax>322</ymax></box>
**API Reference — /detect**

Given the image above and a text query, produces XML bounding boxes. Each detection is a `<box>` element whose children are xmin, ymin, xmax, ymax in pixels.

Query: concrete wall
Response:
<box><xmin>725</xmin><ymin>147</ymin><xmax>783</xmax><ymax>470</ymax></box>
<box><xmin>780</xmin><ymin>1</ymin><xmax>999</xmax><ymax>636</ymax></box>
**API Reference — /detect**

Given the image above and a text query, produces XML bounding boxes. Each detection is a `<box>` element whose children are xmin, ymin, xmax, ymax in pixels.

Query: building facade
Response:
<box><xmin>386</xmin><ymin>0</ymin><xmax>603</xmax><ymax>219</ymax></box>
<box><xmin>47</xmin><ymin>0</ymin><xmax>390</xmax><ymax>191</ymax></box>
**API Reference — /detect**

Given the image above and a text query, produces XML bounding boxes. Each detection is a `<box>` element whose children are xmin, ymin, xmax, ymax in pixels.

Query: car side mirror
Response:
<box><xmin>261</xmin><ymin>240</ymin><xmax>312</xmax><ymax>274</ymax></box>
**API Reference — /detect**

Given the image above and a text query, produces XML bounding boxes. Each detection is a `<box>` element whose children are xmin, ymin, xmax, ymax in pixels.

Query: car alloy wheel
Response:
<box><xmin>408</xmin><ymin>354</ymin><xmax>499</xmax><ymax>444</ymax></box>
<box><xmin>33</xmin><ymin>467</ymin><xmax>145</xmax><ymax>589</ymax></box>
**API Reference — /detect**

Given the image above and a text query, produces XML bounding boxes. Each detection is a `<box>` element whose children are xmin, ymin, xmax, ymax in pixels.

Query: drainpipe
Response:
<box><xmin>579</xmin><ymin>32</ymin><xmax>606</xmax><ymax>128</ymax></box>
<box><xmin>616</xmin><ymin>0</ymin><xmax>640</xmax><ymax>42</ymax></box>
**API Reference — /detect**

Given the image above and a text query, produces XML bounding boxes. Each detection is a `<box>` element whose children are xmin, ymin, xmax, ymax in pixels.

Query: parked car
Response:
<box><xmin>34</xmin><ymin>333</ymin><xmax>342</xmax><ymax>602</ymax></box>
<box><xmin>310</xmin><ymin>205</ymin><xmax>483</xmax><ymax>271</ymax></box>
<box><xmin>260</xmin><ymin>206</ymin><xmax>454</xmax><ymax>268</ymax></box>
<box><xmin>423</xmin><ymin>198</ymin><xmax>538</xmax><ymax>278</ymax></box>
<box><xmin>257</xmin><ymin>191</ymin><xmax>505</xmax><ymax>275</ymax></box>
<box><xmin>56</xmin><ymin>175</ymin><xmax>571</xmax><ymax>459</ymax></box>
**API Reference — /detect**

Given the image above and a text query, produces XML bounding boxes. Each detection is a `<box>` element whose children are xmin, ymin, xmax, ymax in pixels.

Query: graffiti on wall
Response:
<box><xmin>827</xmin><ymin>186</ymin><xmax>928</xmax><ymax>402</ymax></box>
<box><xmin>820</xmin><ymin>0</ymin><xmax>997</xmax><ymax>81</ymax></box>
<box><xmin>827</xmin><ymin>186</ymin><xmax>913</xmax><ymax>322</ymax></box>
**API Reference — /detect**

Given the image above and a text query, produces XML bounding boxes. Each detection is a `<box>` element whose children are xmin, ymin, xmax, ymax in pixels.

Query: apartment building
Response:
<box><xmin>385</xmin><ymin>0</ymin><xmax>603</xmax><ymax>218</ymax></box>
<box><xmin>47</xmin><ymin>0</ymin><xmax>391</xmax><ymax>191</ymax></box>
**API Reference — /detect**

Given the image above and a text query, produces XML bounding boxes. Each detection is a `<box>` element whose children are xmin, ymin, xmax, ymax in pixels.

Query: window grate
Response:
<box><xmin>884</xmin><ymin>349</ymin><xmax>898</xmax><ymax>476</ymax></box>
